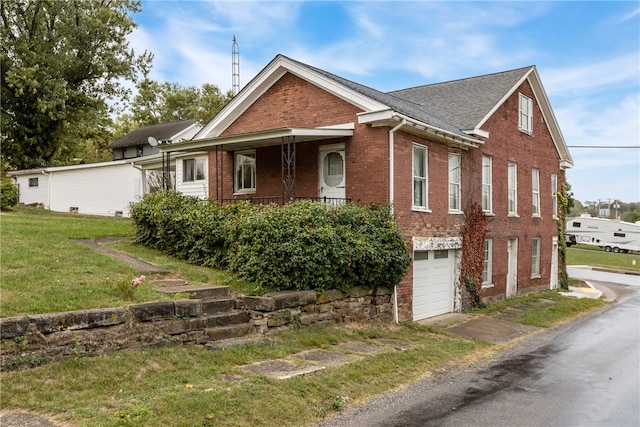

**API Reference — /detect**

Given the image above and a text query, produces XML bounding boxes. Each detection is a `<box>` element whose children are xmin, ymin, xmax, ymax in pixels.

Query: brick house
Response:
<box><xmin>166</xmin><ymin>55</ymin><xmax>573</xmax><ymax>322</ymax></box>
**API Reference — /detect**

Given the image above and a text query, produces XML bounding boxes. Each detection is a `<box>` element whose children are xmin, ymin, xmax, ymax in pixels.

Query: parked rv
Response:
<box><xmin>566</xmin><ymin>215</ymin><xmax>640</xmax><ymax>253</ymax></box>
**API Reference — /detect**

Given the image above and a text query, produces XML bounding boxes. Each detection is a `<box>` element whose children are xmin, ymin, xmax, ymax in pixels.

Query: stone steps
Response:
<box><xmin>153</xmin><ymin>281</ymin><xmax>231</xmax><ymax>300</ymax></box>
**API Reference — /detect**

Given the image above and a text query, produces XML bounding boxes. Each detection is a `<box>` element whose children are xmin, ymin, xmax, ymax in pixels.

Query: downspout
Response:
<box><xmin>389</xmin><ymin>118</ymin><xmax>405</xmax><ymax>324</ymax></box>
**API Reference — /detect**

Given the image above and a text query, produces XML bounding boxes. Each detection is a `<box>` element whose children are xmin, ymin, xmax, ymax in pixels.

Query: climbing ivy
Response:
<box><xmin>556</xmin><ymin>182</ymin><xmax>574</xmax><ymax>290</ymax></box>
<box><xmin>461</xmin><ymin>202</ymin><xmax>488</xmax><ymax>308</ymax></box>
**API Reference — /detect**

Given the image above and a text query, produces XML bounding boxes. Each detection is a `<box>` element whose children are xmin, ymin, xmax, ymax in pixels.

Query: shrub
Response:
<box><xmin>1</xmin><ymin>180</ymin><xmax>18</xmax><ymax>210</ymax></box>
<box><xmin>129</xmin><ymin>194</ymin><xmax>411</xmax><ymax>293</ymax></box>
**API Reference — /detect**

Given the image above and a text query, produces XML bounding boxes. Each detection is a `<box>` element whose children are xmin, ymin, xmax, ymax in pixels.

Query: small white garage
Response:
<box><xmin>412</xmin><ymin>237</ymin><xmax>462</xmax><ymax>321</ymax></box>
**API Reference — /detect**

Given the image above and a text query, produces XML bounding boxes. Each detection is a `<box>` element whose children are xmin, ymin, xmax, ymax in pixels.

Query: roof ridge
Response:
<box><xmin>388</xmin><ymin>65</ymin><xmax>535</xmax><ymax>93</ymax></box>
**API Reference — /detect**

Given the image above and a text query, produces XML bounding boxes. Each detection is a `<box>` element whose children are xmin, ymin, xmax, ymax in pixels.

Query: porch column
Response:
<box><xmin>281</xmin><ymin>136</ymin><xmax>296</xmax><ymax>202</ymax></box>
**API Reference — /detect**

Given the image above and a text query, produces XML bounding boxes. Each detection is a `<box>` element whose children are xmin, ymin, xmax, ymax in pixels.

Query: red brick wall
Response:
<box><xmin>466</xmin><ymin>79</ymin><xmax>566</xmax><ymax>299</ymax></box>
<box><xmin>222</xmin><ymin>73</ymin><xmax>361</xmax><ymax>134</ymax></box>
<box><xmin>207</xmin><ymin>71</ymin><xmax>566</xmax><ymax>319</ymax></box>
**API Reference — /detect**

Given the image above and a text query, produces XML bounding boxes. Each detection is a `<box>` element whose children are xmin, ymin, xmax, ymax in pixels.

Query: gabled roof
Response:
<box><xmin>107</xmin><ymin>119</ymin><xmax>199</xmax><ymax>149</ymax></box>
<box><xmin>390</xmin><ymin>66</ymin><xmax>573</xmax><ymax>167</ymax></box>
<box><xmin>389</xmin><ymin>66</ymin><xmax>533</xmax><ymax>132</ymax></box>
<box><xmin>193</xmin><ymin>54</ymin><xmax>481</xmax><ymax>149</ymax></box>
<box><xmin>188</xmin><ymin>55</ymin><xmax>571</xmax><ymax>166</ymax></box>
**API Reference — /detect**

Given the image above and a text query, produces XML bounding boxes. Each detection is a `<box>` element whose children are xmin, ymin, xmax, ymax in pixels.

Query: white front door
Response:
<box><xmin>507</xmin><ymin>238</ymin><xmax>518</xmax><ymax>298</ymax></box>
<box><xmin>319</xmin><ymin>145</ymin><xmax>345</xmax><ymax>200</ymax></box>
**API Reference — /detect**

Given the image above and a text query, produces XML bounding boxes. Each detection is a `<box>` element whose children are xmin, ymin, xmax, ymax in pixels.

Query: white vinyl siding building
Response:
<box><xmin>11</xmin><ymin>161</ymin><xmax>144</xmax><ymax>217</ymax></box>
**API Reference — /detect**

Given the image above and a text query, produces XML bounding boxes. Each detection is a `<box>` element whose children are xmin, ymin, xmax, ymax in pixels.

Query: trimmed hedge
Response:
<box><xmin>129</xmin><ymin>191</ymin><xmax>411</xmax><ymax>293</ymax></box>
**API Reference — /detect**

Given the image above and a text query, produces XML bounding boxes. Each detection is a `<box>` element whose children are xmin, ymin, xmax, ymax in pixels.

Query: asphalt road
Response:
<box><xmin>314</xmin><ymin>281</ymin><xmax>640</xmax><ymax>427</ymax></box>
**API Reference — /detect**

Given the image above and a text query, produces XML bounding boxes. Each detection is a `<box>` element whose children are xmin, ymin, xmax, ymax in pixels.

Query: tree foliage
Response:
<box><xmin>1</xmin><ymin>0</ymin><xmax>152</xmax><ymax>170</ymax></box>
<box><xmin>129</xmin><ymin>79</ymin><xmax>233</xmax><ymax>126</ymax></box>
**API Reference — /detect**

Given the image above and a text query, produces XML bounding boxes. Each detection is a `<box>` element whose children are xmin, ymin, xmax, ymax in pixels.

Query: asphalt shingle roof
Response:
<box><xmin>388</xmin><ymin>66</ymin><xmax>534</xmax><ymax>131</ymax></box>
<box><xmin>107</xmin><ymin>119</ymin><xmax>197</xmax><ymax>149</ymax></box>
<box><xmin>284</xmin><ymin>56</ymin><xmax>474</xmax><ymax>140</ymax></box>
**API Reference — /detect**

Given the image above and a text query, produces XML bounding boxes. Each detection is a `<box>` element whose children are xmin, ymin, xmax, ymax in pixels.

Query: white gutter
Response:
<box><xmin>389</xmin><ymin>118</ymin><xmax>405</xmax><ymax>324</ymax></box>
<box><xmin>388</xmin><ymin>118</ymin><xmax>406</xmax><ymax>215</ymax></box>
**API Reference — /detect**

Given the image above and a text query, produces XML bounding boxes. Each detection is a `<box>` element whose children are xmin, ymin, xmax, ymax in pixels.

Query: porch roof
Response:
<box><xmin>161</xmin><ymin>126</ymin><xmax>354</xmax><ymax>153</ymax></box>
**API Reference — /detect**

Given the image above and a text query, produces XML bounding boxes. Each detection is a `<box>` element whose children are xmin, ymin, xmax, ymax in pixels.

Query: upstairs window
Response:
<box><xmin>234</xmin><ymin>150</ymin><xmax>256</xmax><ymax>193</ymax></box>
<box><xmin>519</xmin><ymin>93</ymin><xmax>533</xmax><ymax>134</ymax></box>
<box><xmin>183</xmin><ymin>158</ymin><xmax>206</xmax><ymax>182</ymax></box>
<box><xmin>481</xmin><ymin>155</ymin><xmax>492</xmax><ymax>213</ymax></box>
<box><xmin>412</xmin><ymin>144</ymin><xmax>428</xmax><ymax>210</ymax></box>
<box><xmin>508</xmin><ymin>162</ymin><xmax>518</xmax><ymax>215</ymax></box>
<box><xmin>448</xmin><ymin>153</ymin><xmax>461</xmax><ymax>212</ymax></box>
<box><xmin>532</xmin><ymin>168</ymin><xmax>541</xmax><ymax>217</ymax></box>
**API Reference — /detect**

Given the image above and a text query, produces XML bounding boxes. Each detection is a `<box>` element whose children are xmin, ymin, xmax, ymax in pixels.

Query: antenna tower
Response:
<box><xmin>232</xmin><ymin>35</ymin><xmax>240</xmax><ymax>96</ymax></box>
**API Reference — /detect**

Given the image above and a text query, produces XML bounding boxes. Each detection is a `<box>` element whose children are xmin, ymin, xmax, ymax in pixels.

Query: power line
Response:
<box><xmin>567</xmin><ymin>145</ymin><xmax>640</xmax><ymax>148</ymax></box>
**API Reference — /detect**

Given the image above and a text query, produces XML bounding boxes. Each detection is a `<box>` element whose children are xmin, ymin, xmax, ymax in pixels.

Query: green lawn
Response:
<box><xmin>567</xmin><ymin>245</ymin><xmax>640</xmax><ymax>273</ymax></box>
<box><xmin>0</xmin><ymin>207</ymin><xmax>250</xmax><ymax>317</ymax></box>
<box><xmin>0</xmin><ymin>207</ymin><xmax>610</xmax><ymax>426</ymax></box>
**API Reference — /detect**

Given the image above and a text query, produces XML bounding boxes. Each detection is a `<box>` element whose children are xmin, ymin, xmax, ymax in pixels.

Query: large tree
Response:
<box><xmin>1</xmin><ymin>0</ymin><xmax>152</xmax><ymax>170</ymax></box>
<box><xmin>130</xmin><ymin>79</ymin><xmax>233</xmax><ymax>126</ymax></box>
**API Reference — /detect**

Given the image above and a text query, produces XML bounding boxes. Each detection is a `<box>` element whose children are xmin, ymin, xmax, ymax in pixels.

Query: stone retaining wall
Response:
<box><xmin>0</xmin><ymin>286</ymin><xmax>392</xmax><ymax>370</ymax></box>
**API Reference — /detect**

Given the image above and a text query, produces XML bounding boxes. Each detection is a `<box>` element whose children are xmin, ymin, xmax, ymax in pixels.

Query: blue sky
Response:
<box><xmin>130</xmin><ymin>1</ymin><xmax>640</xmax><ymax>205</ymax></box>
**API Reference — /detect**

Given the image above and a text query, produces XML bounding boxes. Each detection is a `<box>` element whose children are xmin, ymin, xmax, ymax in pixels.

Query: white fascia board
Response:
<box><xmin>359</xmin><ymin>110</ymin><xmax>482</xmax><ymax>148</ymax></box>
<box><xmin>195</xmin><ymin>56</ymin><xmax>385</xmax><ymax>140</ymax></box>
<box><xmin>164</xmin><ymin>127</ymin><xmax>354</xmax><ymax>153</ymax></box>
<box><xmin>528</xmin><ymin>68</ymin><xmax>574</xmax><ymax>167</ymax></box>
<box><xmin>467</xmin><ymin>128</ymin><xmax>490</xmax><ymax>139</ymax></box>
<box><xmin>43</xmin><ymin>160</ymin><xmax>133</xmax><ymax>173</ymax></box>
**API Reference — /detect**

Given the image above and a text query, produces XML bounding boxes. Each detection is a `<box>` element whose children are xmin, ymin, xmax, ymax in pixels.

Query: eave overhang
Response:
<box><xmin>358</xmin><ymin>109</ymin><xmax>483</xmax><ymax>150</ymax></box>
<box><xmin>161</xmin><ymin>126</ymin><xmax>354</xmax><ymax>153</ymax></box>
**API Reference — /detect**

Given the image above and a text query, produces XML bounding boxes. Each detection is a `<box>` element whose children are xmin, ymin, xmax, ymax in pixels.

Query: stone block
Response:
<box><xmin>237</xmin><ymin>296</ymin><xmax>275</xmax><ymax>312</ymax></box>
<box><xmin>174</xmin><ymin>299</ymin><xmax>202</xmax><ymax>318</ymax></box>
<box><xmin>128</xmin><ymin>301</ymin><xmax>175</xmax><ymax>322</ymax></box>
<box><xmin>268</xmin><ymin>290</ymin><xmax>316</xmax><ymax>310</ymax></box>
<box><xmin>202</xmin><ymin>298</ymin><xmax>235</xmax><ymax>315</ymax></box>
<box><xmin>316</xmin><ymin>289</ymin><xmax>347</xmax><ymax>304</ymax></box>
<box><xmin>0</xmin><ymin>316</ymin><xmax>30</xmax><ymax>339</ymax></box>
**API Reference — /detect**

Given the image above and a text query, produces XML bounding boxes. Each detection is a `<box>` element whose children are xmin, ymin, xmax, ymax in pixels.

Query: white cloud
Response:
<box><xmin>543</xmin><ymin>54</ymin><xmax>640</xmax><ymax>97</ymax></box>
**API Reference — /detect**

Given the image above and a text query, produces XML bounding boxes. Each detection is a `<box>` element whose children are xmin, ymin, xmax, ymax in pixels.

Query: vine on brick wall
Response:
<box><xmin>556</xmin><ymin>182</ymin><xmax>574</xmax><ymax>290</ymax></box>
<box><xmin>461</xmin><ymin>202</ymin><xmax>488</xmax><ymax>308</ymax></box>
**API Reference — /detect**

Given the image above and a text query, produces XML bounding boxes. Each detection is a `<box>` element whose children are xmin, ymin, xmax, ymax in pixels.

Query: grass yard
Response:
<box><xmin>0</xmin><ymin>208</ymin><xmax>610</xmax><ymax>426</ymax></box>
<box><xmin>0</xmin><ymin>207</ymin><xmax>250</xmax><ymax>317</ymax></box>
<box><xmin>567</xmin><ymin>245</ymin><xmax>640</xmax><ymax>273</ymax></box>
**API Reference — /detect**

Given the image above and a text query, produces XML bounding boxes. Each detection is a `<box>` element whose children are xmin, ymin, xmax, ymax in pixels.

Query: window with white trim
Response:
<box><xmin>532</xmin><ymin>168</ymin><xmax>540</xmax><ymax>217</ymax></box>
<box><xmin>412</xmin><ymin>144</ymin><xmax>428</xmax><ymax>210</ymax></box>
<box><xmin>508</xmin><ymin>162</ymin><xmax>517</xmax><ymax>215</ymax></box>
<box><xmin>448</xmin><ymin>153</ymin><xmax>461</xmax><ymax>212</ymax></box>
<box><xmin>183</xmin><ymin>158</ymin><xmax>206</xmax><ymax>182</ymax></box>
<box><xmin>234</xmin><ymin>150</ymin><xmax>256</xmax><ymax>193</ymax></box>
<box><xmin>551</xmin><ymin>173</ymin><xmax>558</xmax><ymax>217</ymax></box>
<box><xmin>519</xmin><ymin>93</ymin><xmax>533</xmax><ymax>134</ymax></box>
<box><xmin>532</xmin><ymin>237</ymin><xmax>541</xmax><ymax>277</ymax></box>
<box><xmin>482</xmin><ymin>238</ymin><xmax>493</xmax><ymax>287</ymax></box>
<box><xmin>481</xmin><ymin>155</ymin><xmax>492</xmax><ymax>213</ymax></box>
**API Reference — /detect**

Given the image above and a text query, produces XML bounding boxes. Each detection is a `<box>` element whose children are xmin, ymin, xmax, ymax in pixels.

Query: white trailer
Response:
<box><xmin>566</xmin><ymin>215</ymin><xmax>640</xmax><ymax>253</ymax></box>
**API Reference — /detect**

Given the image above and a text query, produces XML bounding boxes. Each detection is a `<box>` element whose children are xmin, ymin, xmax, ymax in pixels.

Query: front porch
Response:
<box><xmin>160</xmin><ymin>126</ymin><xmax>354</xmax><ymax>206</ymax></box>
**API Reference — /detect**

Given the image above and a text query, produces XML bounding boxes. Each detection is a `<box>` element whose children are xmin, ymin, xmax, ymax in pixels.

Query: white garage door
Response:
<box><xmin>413</xmin><ymin>249</ymin><xmax>455</xmax><ymax>321</ymax></box>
